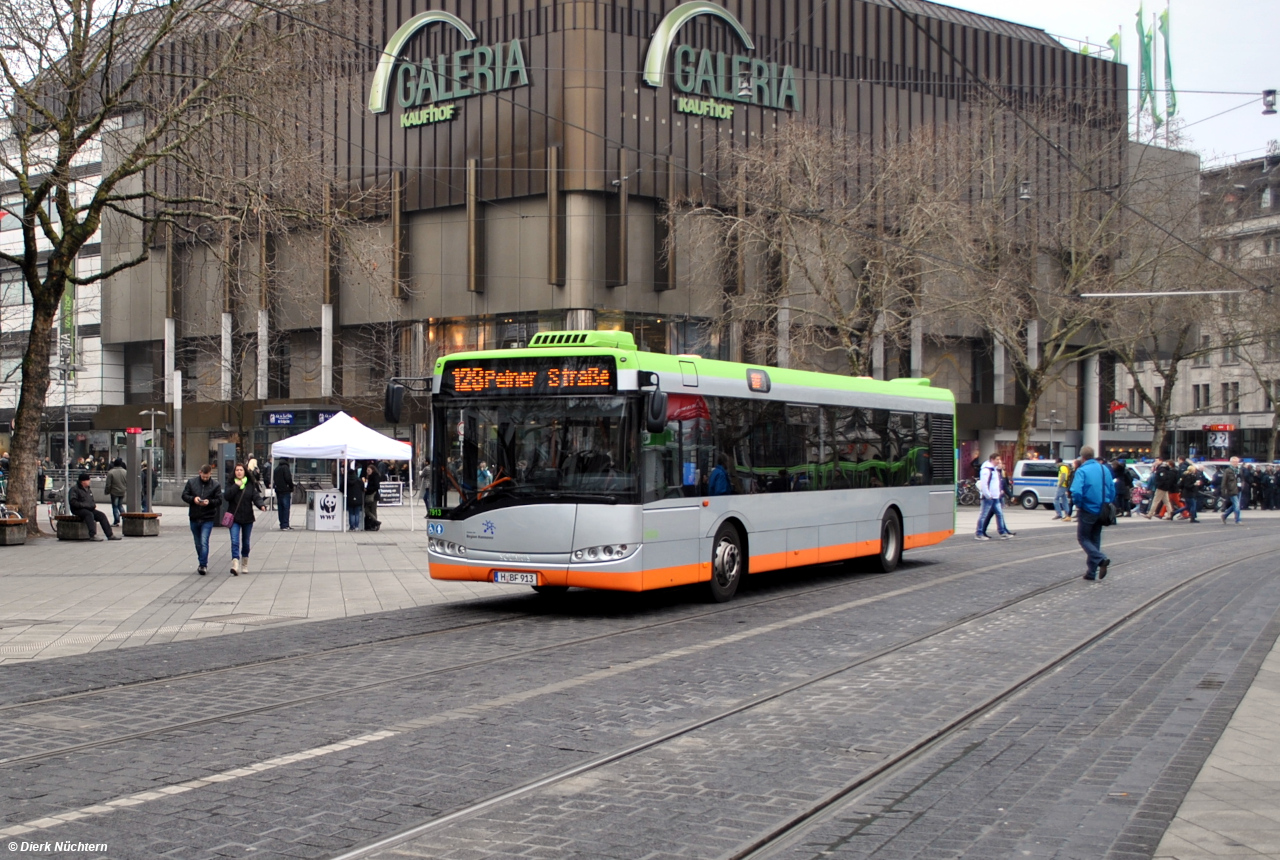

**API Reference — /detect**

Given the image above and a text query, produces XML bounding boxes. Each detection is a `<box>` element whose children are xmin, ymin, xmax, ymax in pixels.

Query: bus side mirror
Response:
<box><xmin>384</xmin><ymin>383</ymin><xmax>405</xmax><ymax>424</ymax></box>
<box><xmin>645</xmin><ymin>390</ymin><xmax>668</xmax><ymax>434</ymax></box>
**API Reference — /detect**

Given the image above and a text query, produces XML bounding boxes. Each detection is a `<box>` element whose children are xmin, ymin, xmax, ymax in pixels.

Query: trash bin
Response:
<box><xmin>306</xmin><ymin>489</ymin><xmax>345</xmax><ymax>531</ymax></box>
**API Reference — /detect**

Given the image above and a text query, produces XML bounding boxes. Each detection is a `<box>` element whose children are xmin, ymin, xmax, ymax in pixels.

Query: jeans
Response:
<box><xmin>1076</xmin><ymin>510</ymin><xmax>1107</xmax><ymax>576</ymax></box>
<box><xmin>1173</xmin><ymin>495</ymin><xmax>1199</xmax><ymax>521</ymax></box>
<box><xmin>348</xmin><ymin>505</ymin><xmax>361</xmax><ymax>531</ymax></box>
<box><xmin>189</xmin><ymin>519</ymin><xmax>214</xmax><ymax>567</ymax></box>
<box><xmin>277</xmin><ymin>493</ymin><xmax>292</xmax><ymax>528</ymax></box>
<box><xmin>110</xmin><ymin>495</ymin><xmax>125</xmax><ymax>524</ymax></box>
<box><xmin>1222</xmin><ymin>493</ymin><xmax>1242</xmax><ymax>523</ymax></box>
<box><xmin>977</xmin><ymin>497</ymin><xmax>1009</xmax><ymax>536</ymax></box>
<box><xmin>1053</xmin><ymin>487</ymin><xmax>1069</xmax><ymax>517</ymax></box>
<box><xmin>229</xmin><ymin>521</ymin><xmax>254</xmax><ymax>559</ymax></box>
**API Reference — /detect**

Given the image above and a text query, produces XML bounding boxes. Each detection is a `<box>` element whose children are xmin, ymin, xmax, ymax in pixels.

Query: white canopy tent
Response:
<box><xmin>270</xmin><ymin>411</ymin><xmax>415</xmax><ymax>531</ymax></box>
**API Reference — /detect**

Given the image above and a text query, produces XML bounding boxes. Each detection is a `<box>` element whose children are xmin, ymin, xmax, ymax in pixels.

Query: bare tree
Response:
<box><xmin>670</xmin><ymin>122</ymin><xmax>948</xmax><ymax>376</ymax></box>
<box><xmin>0</xmin><ymin>0</ymin><xmax>362</xmax><ymax>528</ymax></box>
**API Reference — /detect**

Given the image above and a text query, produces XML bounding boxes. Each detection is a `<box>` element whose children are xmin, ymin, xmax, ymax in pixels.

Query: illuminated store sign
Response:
<box><xmin>643</xmin><ymin>1</ymin><xmax>799</xmax><ymax>113</ymax></box>
<box><xmin>368</xmin><ymin>10</ymin><xmax>529</xmax><ymax>127</ymax></box>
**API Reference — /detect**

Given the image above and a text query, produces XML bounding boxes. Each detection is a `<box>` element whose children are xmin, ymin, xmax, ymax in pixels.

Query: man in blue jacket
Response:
<box><xmin>1070</xmin><ymin>446</ymin><xmax>1116</xmax><ymax>582</ymax></box>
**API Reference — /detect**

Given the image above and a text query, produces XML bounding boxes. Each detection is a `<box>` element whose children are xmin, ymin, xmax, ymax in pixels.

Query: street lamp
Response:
<box><xmin>53</xmin><ymin>360</ymin><xmax>87</xmax><ymax>509</ymax></box>
<box><xmin>140</xmin><ymin>408</ymin><xmax>166</xmax><ymax>510</ymax></box>
<box><xmin>1048</xmin><ymin>409</ymin><xmax>1064</xmax><ymax>458</ymax></box>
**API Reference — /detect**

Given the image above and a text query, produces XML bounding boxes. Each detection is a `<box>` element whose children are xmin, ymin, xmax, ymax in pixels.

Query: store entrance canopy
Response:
<box><xmin>270</xmin><ymin>411</ymin><xmax>411</xmax><ymax>461</ymax></box>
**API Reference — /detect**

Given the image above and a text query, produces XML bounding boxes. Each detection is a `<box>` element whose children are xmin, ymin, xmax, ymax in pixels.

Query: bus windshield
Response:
<box><xmin>430</xmin><ymin>395</ymin><xmax>639</xmax><ymax>516</ymax></box>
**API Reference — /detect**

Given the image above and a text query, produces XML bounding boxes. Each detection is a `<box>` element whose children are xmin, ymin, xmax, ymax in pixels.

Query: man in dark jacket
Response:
<box><xmin>69</xmin><ymin>472</ymin><xmax>120</xmax><ymax>541</ymax></box>
<box><xmin>1144</xmin><ymin>459</ymin><xmax>1177</xmax><ymax>520</ymax></box>
<box><xmin>273</xmin><ymin>459</ymin><xmax>295</xmax><ymax>530</ymax></box>
<box><xmin>345</xmin><ymin>460</ymin><xmax>363</xmax><ymax>531</ymax></box>
<box><xmin>1070</xmin><ymin>447</ymin><xmax>1115</xmax><ymax>582</ymax></box>
<box><xmin>1220</xmin><ymin>458</ymin><xmax>1242</xmax><ymax>525</ymax></box>
<box><xmin>182</xmin><ymin>464</ymin><xmax>223</xmax><ymax>575</ymax></box>
<box><xmin>105</xmin><ymin>459</ymin><xmax>128</xmax><ymax>525</ymax></box>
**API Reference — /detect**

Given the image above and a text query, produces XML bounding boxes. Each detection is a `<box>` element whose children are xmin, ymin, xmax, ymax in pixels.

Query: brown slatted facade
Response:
<box><xmin>327</xmin><ymin>0</ymin><xmax>1125</xmax><ymax>213</ymax></box>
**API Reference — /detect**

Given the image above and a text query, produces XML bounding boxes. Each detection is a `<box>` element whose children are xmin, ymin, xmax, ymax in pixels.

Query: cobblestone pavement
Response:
<box><xmin>0</xmin><ymin>513</ymin><xmax>1276</xmax><ymax>860</ymax></box>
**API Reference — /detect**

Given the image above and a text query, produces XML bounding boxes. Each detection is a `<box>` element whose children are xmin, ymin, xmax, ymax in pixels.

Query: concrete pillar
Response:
<box><xmin>321</xmin><ymin>304</ymin><xmax>334</xmax><ymax>397</ymax></box>
<box><xmin>1083</xmin><ymin>354</ymin><xmax>1101</xmax><ymax>454</ymax></box>
<box><xmin>173</xmin><ymin>371</ymin><xmax>183</xmax><ymax>478</ymax></box>
<box><xmin>220</xmin><ymin>312</ymin><xmax>233</xmax><ymax>401</ymax></box>
<box><xmin>126</xmin><ymin>431</ymin><xmax>142</xmax><ymax>513</ymax></box>
<box><xmin>993</xmin><ymin>340</ymin><xmax>1006</xmax><ymax>405</ymax></box>
<box><xmin>776</xmin><ymin>296</ymin><xmax>791</xmax><ymax>369</ymax></box>
<box><xmin>1026</xmin><ymin>320</ymin><xmax>1038</xmax><ymax>370</ymax></box>
<box><xmin>164</xmin><ymin>317</ymin><xmax>175</xmax><ymax>403</ymax></box>
<box><xmin>872</xmin><ymin>313</ymin><xmax>885</xmax><ymax>380</ymax></box>
<box><xmin>910</xmin><ymin>317</ymin><xmax>923</xmax><ymax>377</ymax></box>
<box><xmin>563</xmin><ymin>192</ymin><xmax>598</xmax><ymax>311</ymax></box>
<box><xmin>256</xmin><ymin>308</ymin><xmax>269</xmax><ymax>400</ymax></box>
<box><xmin>978</xmin><ymin>429</ymin><xmax>998</xmax><ymax>461</ymax></box>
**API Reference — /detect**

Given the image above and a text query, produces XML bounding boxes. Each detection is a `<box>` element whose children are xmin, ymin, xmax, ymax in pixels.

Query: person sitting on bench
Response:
<box><xmin>69</xmin><ymin>472</ymin><xmax>121</xmax><ymax>541</ymax></box>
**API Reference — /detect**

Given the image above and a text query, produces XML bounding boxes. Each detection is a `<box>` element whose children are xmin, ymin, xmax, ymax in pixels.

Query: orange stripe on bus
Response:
<box><xmin>904</xmin><ymin>529</ymin><xmax>954</xmax><ymax>550</ymax></box>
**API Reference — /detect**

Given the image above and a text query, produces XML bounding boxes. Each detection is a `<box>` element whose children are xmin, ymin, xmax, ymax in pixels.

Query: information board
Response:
<box><xmin>377</xmin><ymin>481</ymin><xmax>404</xmax><ymax>506</ymax></box>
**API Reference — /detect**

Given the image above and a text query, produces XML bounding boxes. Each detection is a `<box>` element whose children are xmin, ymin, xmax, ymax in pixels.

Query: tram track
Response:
<box><xmin>0</xmin><ymin>531</ymin><xmax>1212</xmax><ymax>771</ymax></box>
<box><xmin>325</xmin><ymin>540</ymin><xmax>1276</xmax><ymax>860</ymax></box>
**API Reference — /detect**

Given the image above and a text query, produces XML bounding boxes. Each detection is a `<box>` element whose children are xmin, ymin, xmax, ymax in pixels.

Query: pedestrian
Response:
<box><xmin>224</xmin><ymin>463</ymin><xmax>266</xmax><ymax>575</ymax></box>
<box><xmin>1144</xmin><ymin>458</ymin><xmax>1175</xmax><ymax>520</ymax></box>
<box><xmin>975</xmin><ymin>452</ymin><xmax>1015</xmax><ymax>540</ymax></box>
<box><xmin>139</xmin><ymin>460</ymin><xmax>152</xmax><ymax>512</ymax></box>
<box><xmin>477</xmin><ymin>460</ymin><xmax>493</xmax><ymax>489</ymax></box>
<box><xmin>1219</xmin><ymin>457</ymin><xmax>1242</xmax><ymax>524</ymax></box>
<box><xmin>1111</xmin><ymin>460</ymin><xmax>1134</xmax><ymax>517</ymax></box>
<box><xmin>69</xmin><ymin>471</ymin><xmax>121</xmax><ymax>541</ymax></box>
<box><xmin>363</xmin><ymin>461</ymin><xmax>382</xmax><ymax>531</ymax></box>
<box><xmin>1171</xmin><ymin>464</ymin><xmax>1203</xmax><ymax>523</ymax></box>
<box><xmin>273</xmin><ymin>458</ymin><xmax>295</xmax><ymax>530</ymax></box>
<box><xmin>1070</xmin><ymin>446</ymin><xmax>1115</xmax><ymax>582</ymax></box>
<box><xmin>1052</xmin><ymin>457</ymin><xmax>1072</xmax><ymax>520</ymax></box>
<box><xmin>345</xmin><ymin>459</ymin><xmax>363</xmax><ymax>531</ymax></box>
<box><xmin>182</xmin><ymin>463</ymin><xmax>222</xmax><ymax>575</ymax></box>
<box><xmin>105</xmin><ymin>458</ymin><xmax>128</xmax><ymax>525</ymax></box>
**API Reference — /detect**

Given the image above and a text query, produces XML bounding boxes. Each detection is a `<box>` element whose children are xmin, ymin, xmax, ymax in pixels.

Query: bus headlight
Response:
<box><xmin>571</xmin><ymin>543</ymin><xmax>632</xmax><ymax>563</ymax></box>
<box><xmin>429</xmin><ymin>538</ymin><xmax>466</xmax><ymax>557</ymax></box>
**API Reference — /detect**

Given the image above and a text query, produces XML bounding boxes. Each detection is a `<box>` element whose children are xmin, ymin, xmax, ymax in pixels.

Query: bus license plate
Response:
<box><xmin>494</xmin><ymin>571</ymin><xmax>538</xmax><ymax>585</ymax></box>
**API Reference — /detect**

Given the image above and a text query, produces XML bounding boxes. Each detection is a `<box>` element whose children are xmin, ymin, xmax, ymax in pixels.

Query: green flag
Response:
<box><xmin>1158</xmin><ymin>8</ymin><xmax>1176</xmax><ymax>120</ymax></box>
<box><xmin>1135</xmin><ymin>6</ymin><xmax>1149</xmax><ymax>113</ymax></box>
<box><xmin>1107</xmin><ymin>31</ymin><xmax>1121</xmax><ymax>63</ymax></box>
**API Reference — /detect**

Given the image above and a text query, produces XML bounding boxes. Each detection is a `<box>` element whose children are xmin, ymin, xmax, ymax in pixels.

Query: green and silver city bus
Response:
<box><xmin>424</xmin><ymin>331</ymin><xmax>955</xmax><ymax>601</ymax></box>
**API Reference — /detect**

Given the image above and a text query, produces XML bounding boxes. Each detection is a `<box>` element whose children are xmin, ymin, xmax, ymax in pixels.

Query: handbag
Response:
<box><xmin>1099</xmin><ymin>501</ymin><xmax>1118</xmax><ymax>527</ymax></box>
<box><xmin>222</xmin><ymin>483</ymin><xmax>249</xmax><ymax>527</ymax></box>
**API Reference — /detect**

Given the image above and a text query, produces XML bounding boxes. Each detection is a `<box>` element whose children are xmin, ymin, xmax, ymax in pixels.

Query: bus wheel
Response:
<box><xmin>876</xmin><ymin>512</ymin><xmax>902</xmax><ymax>573</ymax></box>
<box><xmin>532</xmin><ymin>585</ymin><xmax>569</xmax><ymax>596</ymax></box>
<box><xmin>708</xmin><ymin>523</ymin><xmax>744</xmax><ymax>602</ymax></box>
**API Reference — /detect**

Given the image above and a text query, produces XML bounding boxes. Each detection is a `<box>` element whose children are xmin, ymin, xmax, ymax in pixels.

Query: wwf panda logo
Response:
<box><xmin>319</xmin><ymin>494</ymin><xmax>338</xmax><ymax>514</ymax></box>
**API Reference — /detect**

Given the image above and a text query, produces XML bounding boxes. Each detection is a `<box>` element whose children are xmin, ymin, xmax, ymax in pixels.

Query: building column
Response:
<box><xmin>164</xmin><ymin>317</ymin><xmax>175</xmax><ymax>403</ymax></box>
<box><xmin>220</xmin><ymin>312</ymin><xmax>233</xmax><ymax>401</ymax></box>
<box><xmin>871</xmin><ymin>313</ymin><xmax>885</xmax><ymax>380</ymax></box>
<box><xmin>910</xmin><ymin>317</ymin><xmax>923</xmax><ymax>377</ymax></box>
<box><xmin>565</xmin><ymin>309</ymin><xmax>595</xmax><ymax>330</ymax></box>
<box><xmin>776</xmin><ymin>296</ymin><xmax>791</xmax><ymax>369</ymax></box>
<box><xmin>993</xmin><ymin>340</ymin><xmax>1006</xmax><ymax>405</ymax></box>
<box><xmin>256</xmin><ymin>308</ymin><xmax>269</xmax><ymax>400</ymax></box>
<box><xmin>1083</xmin><ymin>354</ymin><xmax>1101</xmax><ymax>454</ymax></box>
<box><xmin>321</xmin><ymin>304</ymin><xmax>334</xmax><ymax>397</ymax></box>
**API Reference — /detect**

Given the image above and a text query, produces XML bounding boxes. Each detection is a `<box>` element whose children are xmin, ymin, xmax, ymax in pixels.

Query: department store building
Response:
<box><xmin>89</xmin><ymin>0</ymin><xmax>1125</xmax><ymax>473</ymax></box>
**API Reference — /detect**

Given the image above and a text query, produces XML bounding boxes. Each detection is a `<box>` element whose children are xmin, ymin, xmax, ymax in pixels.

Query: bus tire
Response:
<box><xmin>876</xmin><ymin>511</ymin><xmax>902</xmax><ymax>573</ymax></box>
<box><xmin>708</xmin><ymin>523</ymin><xmax>745</xmax><ymax>603</ymax></box>
<box><xmin>532</xmin><ymin>585</ymin><xmax>569</xmax><ymax>596</ymax></box>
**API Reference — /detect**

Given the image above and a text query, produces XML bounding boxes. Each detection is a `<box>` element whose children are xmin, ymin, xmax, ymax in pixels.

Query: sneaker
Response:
<box><xmin>975</xmin><ymin>534</ymin><xmax>991</xmax><ymax>541</ymax></box>
<box><xmin>1097</xmin><ymin>559</ymin><xmax>1110</xmax><ymax>580</ymax></box>
<box><xmin>1000</xmin><ymin>533</ymin><xmax>1012</xmax><ymax>540</ymax></box>
<box><xmin>1051</xmin><ymin>515</ymin><xmax>1062</xmax><ymax>520</ymax></box>
<box><xmin>91</xmin><ymin>534</ymin><xmax>105</xmax><ymax>541</ymax></box>
<box><xmin>108</xmin><ymin>535</ymin><xmax>122</xmax><ymax>541</ymax></box>
<box><xmin>1062</xmin><ymin>516</ymin><xmax>1073</xmax><ymax>522</ymax></box>
<box><xmin>198</xmin><ymin>566</ymin><xmax>207</xmax><ymax>576</ymax></box>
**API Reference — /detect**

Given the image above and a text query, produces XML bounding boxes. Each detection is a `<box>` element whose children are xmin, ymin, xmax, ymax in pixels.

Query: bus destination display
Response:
<box><xmin>441</xmin><ymin>357</ymin><xmax>616</xmax><ymax>396</ymax></box>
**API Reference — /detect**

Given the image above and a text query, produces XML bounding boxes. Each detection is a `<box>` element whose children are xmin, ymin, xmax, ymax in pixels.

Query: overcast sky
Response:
<box><xmin>953</xmin><ymin>0</ymin><xmax>1277</xmax><ymax>167</ymax></box>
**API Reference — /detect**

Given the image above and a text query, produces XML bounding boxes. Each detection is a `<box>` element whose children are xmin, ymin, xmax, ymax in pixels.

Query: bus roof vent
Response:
<box><xmin>528</xmin><ymin>331</ymin><xmax>637</xmax><ymax>350</ymax></box>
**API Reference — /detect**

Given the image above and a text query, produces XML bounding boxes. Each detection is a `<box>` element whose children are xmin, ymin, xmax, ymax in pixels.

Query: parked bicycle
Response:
<box><xmin>0</xmin><ymin>501</ymin><xmax>24</xmax><ymax>521</ymax></box>
<box><xmin>46</xmin><ymin>500</ymin><xmax>67</xmax><ymax>533</ymax></box>
<box><xmin>956</xmin><ymin>478</ymin><xmax>979</xmax><ymax>506</ymax></box>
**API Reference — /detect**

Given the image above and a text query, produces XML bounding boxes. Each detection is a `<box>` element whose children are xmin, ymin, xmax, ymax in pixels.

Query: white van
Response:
<box><xmin>1010</xmin><ymin>459</ymin><xmax>1061</xmax><ymax>510</ymax></box>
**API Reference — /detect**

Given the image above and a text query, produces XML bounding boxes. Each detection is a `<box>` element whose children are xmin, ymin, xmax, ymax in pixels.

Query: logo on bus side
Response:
<box><xmin>642</xmin><ymin>1</ymin><xmax>800</xmax><ymax>115</ymax></box>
